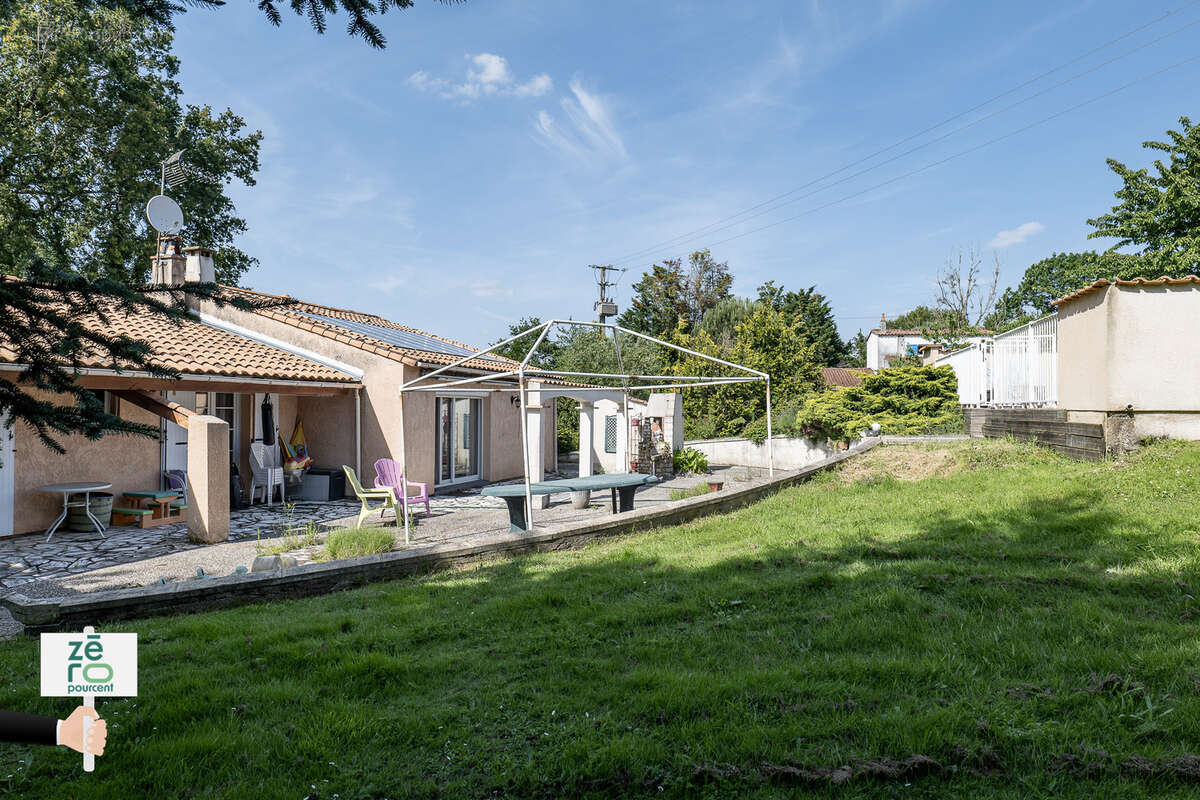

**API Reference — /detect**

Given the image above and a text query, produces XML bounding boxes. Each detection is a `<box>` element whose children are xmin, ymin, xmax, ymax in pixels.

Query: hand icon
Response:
<box><xmin>60</xmin><ymin>706</ymin><xmax>106</xmax><ymax>756</ymax></box>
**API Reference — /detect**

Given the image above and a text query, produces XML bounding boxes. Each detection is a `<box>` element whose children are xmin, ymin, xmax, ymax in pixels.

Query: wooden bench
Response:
<box><xmin>481</xmin><ymin>473</ymin><xmax>661</xmax><ymax>532</ymax></box>
<box><xmin>113</xmin><ymin>490</ymin><xmax>186</xmax><ymax>528</ymax></box>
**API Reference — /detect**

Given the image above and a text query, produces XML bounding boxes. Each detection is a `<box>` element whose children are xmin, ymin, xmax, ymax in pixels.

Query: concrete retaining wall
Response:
<box><xmin>684</xmin><ymin>435</ymin><xmax>835</xmax><ymax>470</ymax></box>
<box><xmin>3</xmin><ymin>441</ymin><xmax>878</xmax><ymax>632</ymax></box>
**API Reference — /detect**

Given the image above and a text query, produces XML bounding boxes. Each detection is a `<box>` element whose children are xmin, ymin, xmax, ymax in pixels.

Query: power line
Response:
<box><xmin>685</xmin><ymin>54</ymin><xmax>1200</xmax><ymax>254</ymax></box>
<box><xmin>607</xmin><ymin>1</ymin><xmax>1200</xmax><ymax>267</ymax></box>
<box><xmin>614</xmin><ymin>15</ymin><xmax>1200</xmax><ymax>269</ymax></box>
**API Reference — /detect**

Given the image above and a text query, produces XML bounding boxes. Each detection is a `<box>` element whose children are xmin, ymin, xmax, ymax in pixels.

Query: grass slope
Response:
<box><xmin>3</xmin><ymin>439</ymin><xmax>1200</xmax><ymax>799</ymax></box>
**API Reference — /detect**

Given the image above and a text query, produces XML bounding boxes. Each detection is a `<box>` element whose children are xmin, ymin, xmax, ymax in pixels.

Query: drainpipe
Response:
<box><xmin>355</xmin><ymin>387</ymin><xmax>362</xmax><ymax>479</ymax></box>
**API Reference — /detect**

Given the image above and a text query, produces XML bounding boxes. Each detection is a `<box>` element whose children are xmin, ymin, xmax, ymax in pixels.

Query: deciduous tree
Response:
<box><xmin>618</xmin><ymin>249</ymin><xmax>732</xmax><ymax>337</ymax></box>
<box><xmin>1088</xmin><ymin>116</ymin><xmax>1200</xmax><ymax>275</ymax></box>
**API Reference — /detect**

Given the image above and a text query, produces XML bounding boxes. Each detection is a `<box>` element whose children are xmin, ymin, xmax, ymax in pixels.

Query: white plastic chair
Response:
<box><xmin>249</xmin><ymin>442</ymin><xmax>285</xmax><ymax>505</ymax></box>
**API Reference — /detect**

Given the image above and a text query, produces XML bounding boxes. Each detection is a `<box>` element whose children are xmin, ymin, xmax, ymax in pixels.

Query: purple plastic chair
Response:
<box><xmin>374</xmin><ymin>458</ymin><xmax>430</xmax><ymax>518</ymax></box>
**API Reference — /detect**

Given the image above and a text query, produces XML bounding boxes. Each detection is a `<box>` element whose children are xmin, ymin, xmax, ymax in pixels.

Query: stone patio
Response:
<box><xmin>0</xmin><ymin>500</ymin><xmax>363</xmax><ymax>590</ymax></box>
<box><xmin>0</xmin><ymin>465</ymin><xmax>760</xmax><ymax>636</ymax></box>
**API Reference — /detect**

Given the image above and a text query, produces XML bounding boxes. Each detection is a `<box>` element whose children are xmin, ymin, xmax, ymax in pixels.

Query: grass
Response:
<box><xmin>4</xmin><ymin>438</ymin><xmax>1200</xmax><ymax>798</ymax></box>
<box><xmin>669</xmin><ymin>481</ymin><xmax>714</xmax><ymax>501</ymax></box>
<box><xmin>254</xmin><ymin>524</ymin><xmax>320</xmax><ymax>557</ymax></box>
<box><xmin>314</xmin><ymin>526</ymin><xmax>395</xmax><ymax>562</ymax></box>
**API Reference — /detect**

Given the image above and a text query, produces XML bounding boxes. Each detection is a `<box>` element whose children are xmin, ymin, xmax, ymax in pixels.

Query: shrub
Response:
<box><xmin>687</xmin><ymin>415</ymin><xmax>719</xmax><ymax>440</ymax></box>
<box><xmin>673</xmin><ymin>446</ymin><xmax>709</xmax><ymax>475</ymax></box>
<box><xmin>795</xmin><ymin>365</ymin><xmax>962</xmax><ymax>443</ymax></box>
<box><xmin>669</xmin><ymin>482</ymin><xmax>713</xmax><ymax>501</ymax></box>
<box><xmin>318</xmin><ymin>527</ymin><xmax>395</xmax><ymax>561</ymax></box>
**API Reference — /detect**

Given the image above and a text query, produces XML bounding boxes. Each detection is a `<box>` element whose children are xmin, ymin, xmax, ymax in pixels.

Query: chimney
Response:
<box><xmin>183</xmin><ymin>246</ymin><xmax>216</xmax><ymax>284</ymax></box>
<box><xmin>880</xmin><ymin>313</ymin><xmax>887</xmax><ymax>332</ymax></box>
<box><xmin>151</xmin><ymin>236</ymin><xmax>186</xmax><ymax>285</ymax></box>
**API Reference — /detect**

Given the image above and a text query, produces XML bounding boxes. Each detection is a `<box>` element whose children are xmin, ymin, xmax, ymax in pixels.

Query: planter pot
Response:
<box><xmin>68</xmin><ymin>492</ymin><xmax>113</xmax><ymax>532</ymax></box>
<box><xmin>570</xmin><ymin>490</ymin><xmax>592</xmax><ymax>510</ymax></box>
<box><xmin>706</xmin><ymin>480</ymin><xmax>725</xmax><ymax>492</ymax></box>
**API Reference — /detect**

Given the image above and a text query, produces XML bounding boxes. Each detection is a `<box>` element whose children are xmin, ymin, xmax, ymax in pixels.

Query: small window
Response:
<box><xmin>604</xmin><ymin>415</ymin><xmax>618</xmax><ymax>454</ymax></box>
<box><xmin>103</xmin><ymin>391</ymin><xmax>120</xmax><ymax>417</ymax></box>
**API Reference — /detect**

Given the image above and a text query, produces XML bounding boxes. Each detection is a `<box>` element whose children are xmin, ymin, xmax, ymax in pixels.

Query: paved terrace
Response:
<box><xmin>0</xmin><ymin>466</ymin><xmax>758</xmax><ymax>606</ymax></box>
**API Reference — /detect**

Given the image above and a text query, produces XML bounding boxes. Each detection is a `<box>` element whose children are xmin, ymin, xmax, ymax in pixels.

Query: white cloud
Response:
<box><xmin>533</xmin><ymin>79</ymin><xmax>628</xmax><ymax>167</ymax></box>
<box><xmin>467</xmin><ymin>279</ymin><xmax>514</xmax><ymax>297</ymax></box>
<box><xmin>408</xmin><ymin>53</ymin><xmax>552</xmax><ymax>101</ymax></box>
<box><xmin>987</xmin><ymin>221</ymin><xmax>1045</xmax><ymax>248</ymax></box>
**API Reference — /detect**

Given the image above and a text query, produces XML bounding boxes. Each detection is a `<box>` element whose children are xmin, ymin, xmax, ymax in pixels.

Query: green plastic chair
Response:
<box><xmin>342</xmin><ymin>466</ymin><xmax>398</xmax><ymax>528</ymax></box>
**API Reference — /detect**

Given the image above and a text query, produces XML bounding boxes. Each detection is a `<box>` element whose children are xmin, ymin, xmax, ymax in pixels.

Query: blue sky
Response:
<box><xmin>173</xmin><ymin>0</ymin><xmax>1200</xmax><ymax>343</ymax></box>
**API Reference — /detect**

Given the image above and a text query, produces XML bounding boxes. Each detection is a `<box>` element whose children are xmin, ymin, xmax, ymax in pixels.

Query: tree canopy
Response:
<box><xmin>755</xmin><ymin>281</ymin><xmax>846</xmax><ymax>366</ymax></box>
<box><xmin>6</xmin><ymin>0</ymin><xmax>463</xmax><ymax>49</ymax></box>
<box><xmin>1088</xmin><ymin>116</ymin><xmax>1200</xmax><ymax>275</ymax></box>
<box><xmin>0</xmin><ymin>0</ymin><xmax>262</xmax><ymax>285</ymax></box>
<box><xmin>669</xmin><ymin>305</ymin><xmax>820</xmax><ymax>440</ymax></box>
<box><xmin>618</xmin><ymin>250</ymin><xmax>732</xmax><ymax>338</ymax></box>
<box><xmin>986</xmin><ymin>251</ymin><xmax>1143</xmax><ymax>330</ymax></box>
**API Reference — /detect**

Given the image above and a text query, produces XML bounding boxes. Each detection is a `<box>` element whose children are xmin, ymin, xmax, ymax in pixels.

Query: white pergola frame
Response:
<box><xmin>396</xmin><ymin>319</ymin><xmax>772</xmax><ymax>538</ymax></box>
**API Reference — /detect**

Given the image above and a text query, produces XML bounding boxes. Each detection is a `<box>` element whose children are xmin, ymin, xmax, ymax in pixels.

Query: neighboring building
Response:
<box><xmin>865</xmin><ymin>314</ymin><xmax>989</xmax><ymax>370</ymax></box>
<box><xmin>820</xmin><ymin>367</ymin><xmax>872</xmax><ymax>388</ymax></box>
<box><xmin>936</xmin><ymin>276</ymin><xmax>1200</xmax><ymax>457</ymax></box>
<box><xmin>864</xmin><ymin>320</ymin><xmax>928</xmax><ymax>371</ymax></box>
<box><xmin>1052</xmin><ymin>275</ymin><xmax>1200</xmax><ymax>442</ymax></box>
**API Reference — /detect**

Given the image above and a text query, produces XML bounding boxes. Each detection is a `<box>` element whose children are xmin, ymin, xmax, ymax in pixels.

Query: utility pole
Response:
<box><xmin>591</xmin><ymin>264</ymin><xmax>624</xmax><ymax>324</ymax></box>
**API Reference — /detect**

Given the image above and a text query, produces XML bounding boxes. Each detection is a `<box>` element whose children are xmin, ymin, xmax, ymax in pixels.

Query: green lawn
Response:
<box><xmin>3</xmin><ymin>439</ymin><xmax>1200</xmax><ymax>798</ymax></box>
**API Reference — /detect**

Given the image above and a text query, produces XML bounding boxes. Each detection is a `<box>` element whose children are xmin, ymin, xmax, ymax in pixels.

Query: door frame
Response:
<box><xmin>0</xmin><ymin>415</ymin><xmax>14</xmax><ymax>537</ymax></box>
<box><xmin>161</xmin><ymin>392</ymin><xmax>242</xmax><ymax>481</ymax></box>
<box><xmin>434</xmin><ymin>395</ymin><xmax>482</xmax><ymax>488</ymax></box>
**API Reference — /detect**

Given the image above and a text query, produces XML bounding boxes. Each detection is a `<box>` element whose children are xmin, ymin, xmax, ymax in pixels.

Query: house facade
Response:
<box><xmin>864</xmin><ymin>326</ymin><xmax>929</xmax><ymax>370</ymax></box>
<box><xmin>1</xmin><ymin>245</ymin><xmax>553</xmax><ymax>538</ymax></box>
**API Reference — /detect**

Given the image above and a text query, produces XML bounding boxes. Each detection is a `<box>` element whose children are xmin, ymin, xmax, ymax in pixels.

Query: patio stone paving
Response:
<box><xmin>0</xmin><ymin>500</ymin><xmax>361</xmax><ymax>590</ymax></box>
<box><xmin>0</xmin><ymin>464</ymin><xmax>760</xmax><ymax>616</ymax></box>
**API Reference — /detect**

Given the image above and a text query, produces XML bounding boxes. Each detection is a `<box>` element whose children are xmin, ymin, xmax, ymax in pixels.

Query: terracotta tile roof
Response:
<box><xmin>1051</xmin><ymin>275</ymin><xmax>1200</xmax><ymax>307</ymax></box>
<box><xmin>0</xmin><ymin>288</ymin><xmax>356</xmax><ymax>384</ymax></box>
<box><xmin>868</xmin><ymin>328</ymin><xmax>927</xmax><ymax>336</ymax></box>
<box><xmin>869</xmin><ymin>328</ymin><xmax>992</xmax><ymax>336</ymax></box>
<box><xmin>821</xmin><ymin>367</ymin><xmax>873</xmax><ymax>388</ymax></box>
<box><xmin>221</xmin><ymin>285</ymin><xmax>523</xmax><ymax>373</ymax></box>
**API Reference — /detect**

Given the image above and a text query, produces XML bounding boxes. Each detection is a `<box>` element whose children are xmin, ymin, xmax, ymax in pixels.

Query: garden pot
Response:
<box><xmin>67</xmin><ymin>492</ymin><xmax>112</xmax><ymax>532</ymax></box>
<box><xmin>570</xmin><ymin>490</ymin><xmax>592</xmax><ymax>510</ymax></box>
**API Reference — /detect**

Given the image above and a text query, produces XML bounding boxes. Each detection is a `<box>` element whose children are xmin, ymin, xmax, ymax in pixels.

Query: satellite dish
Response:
<box><xmin>146</xmin><ymin>194</ymin><xmax>184</xmax><ymax>234</ymax></box>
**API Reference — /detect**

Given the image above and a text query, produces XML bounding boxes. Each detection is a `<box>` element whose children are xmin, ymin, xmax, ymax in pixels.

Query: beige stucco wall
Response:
<box><xmin>1106</xmin><ymin>285</ymin><xmax>1200</xmax><ymax>410</ymax></box>
<box><xmin>1058</xmin><ymin>284</ymin><xmax>1200</xmax><ymax>412</ymax></box>
<box><xmin>12</xmin><ymin>391</ymin><xmax>161</xmax><ymax>535</ymax></box>
<box><xmin>1056</xmin><ymin>288</ymin><xmax>1111</xmax><ymax>411</ymax></box>
<box><xmin>197</xmin><ymin>301</ymin><xmax>543</xmax><ymax>494</ymax></box>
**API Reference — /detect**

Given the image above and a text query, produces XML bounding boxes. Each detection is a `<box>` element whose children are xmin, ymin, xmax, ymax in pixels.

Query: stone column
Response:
<box><xmin>187</xmin><ymin>414</ymin><xmax>230</xmax><ymax>543</ymax></box>
<box><xmin>577</xmin><ymin>400</ymin><xmax>595</xmax><ymax>478</ymax></box>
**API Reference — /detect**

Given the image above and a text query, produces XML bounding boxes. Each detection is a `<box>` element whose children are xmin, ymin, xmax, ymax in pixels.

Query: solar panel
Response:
<box><xmin>299</xmin><ymin>312</ymin><xmax>504</xmax><ymax>363</ymax></box>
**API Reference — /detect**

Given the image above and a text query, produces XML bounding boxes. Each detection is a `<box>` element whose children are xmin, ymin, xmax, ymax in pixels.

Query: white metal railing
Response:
<box><xmin>991</xmin><ymin>315</ymin><xmax>1057</xmax><ymax>406</ymax></box>
<box><xmin>939</xmin><ymin>341</ymin><xmax>991</xmax><ymax>405</ymax></box>
<box><xmin>934</xmin><ymin>314</ymin><xmax>1057</xmax><ymax>407</ymax></box>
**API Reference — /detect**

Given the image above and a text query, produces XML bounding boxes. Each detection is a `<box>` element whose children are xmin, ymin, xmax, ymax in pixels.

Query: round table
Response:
<box><xmin>38</xmin><ymin>482</ymin><xmax>113</xmax><ymax>541</ymax></box>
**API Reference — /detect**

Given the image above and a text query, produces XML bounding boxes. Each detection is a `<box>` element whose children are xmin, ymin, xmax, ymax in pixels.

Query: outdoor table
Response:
<box><xmin>116</xmin><ymin>490</ymin><xmax>185</xmax><ymax>529</ymax></box>
<box><xmin>39</xmin><ymin>481</ymin><xmax>112</xmax><ymax>542</ymax></box>
<box><xmin>482</xmin><ymin>473</ymin><xmax>661</xmax><ymax>532</ymax></box>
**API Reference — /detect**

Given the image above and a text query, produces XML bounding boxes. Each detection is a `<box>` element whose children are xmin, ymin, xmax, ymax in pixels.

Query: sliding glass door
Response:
<box><xmin>437</xmin><ymin>397</ymin><xmax>480</xmax><ymax>486</ymax></box>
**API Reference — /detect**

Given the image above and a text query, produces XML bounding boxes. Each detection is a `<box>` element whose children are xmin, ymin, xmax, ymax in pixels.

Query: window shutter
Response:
<box><xmin>604</xmin><ymin>415</ymin><xmax>618</xmax><ymax>454</ymax></box>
